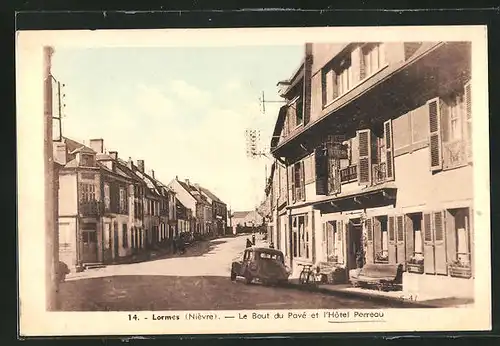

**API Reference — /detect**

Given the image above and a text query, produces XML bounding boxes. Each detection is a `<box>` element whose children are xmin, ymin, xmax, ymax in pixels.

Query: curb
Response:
<box><xmin>283</xmin><ymin>282</ymin><xmax>438</xmax><ymax>308</ymax></box>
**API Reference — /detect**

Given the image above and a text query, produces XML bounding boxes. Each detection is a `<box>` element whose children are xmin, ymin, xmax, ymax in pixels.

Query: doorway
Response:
<box><xmin>81</xmin><ymin>222</ymin><xmax>98</xmax><ymax>263</ymax></box>
<box><xmin>347</xmin><ymin>218</ymin><xmax>363</xmax><ymax>270</ymax></box>
<box><xmin>113</xmin><ymin>222</ymin><xmax>119</xmax><ymax>259</ymax></box>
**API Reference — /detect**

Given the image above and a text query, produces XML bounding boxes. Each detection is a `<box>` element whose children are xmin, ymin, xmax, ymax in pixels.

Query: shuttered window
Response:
<box><xmin>423</xmin><ymin>213</ymin><xmax>432</xmax><ymax>242</ymax></box>
<box><xmin>384</xmin><ymin>120</ymin><xmax>395</xmax><ymax>180</ymax></box>
<box><xmin>315</xmin><ymin>146</ymin><xmax>328</xmax><ymax>195</ymax></box>
<box><xmin>365</xmin><ymin>218</ymin><xmax>374</xmax><ymax>264</ymax></box>
<box><xmin>434</xmin><ymin>212</ymin><xmax>444</xmax><ymax>241</ymax></box>
<box><xmin>357</xmin><ymin>129</ymin><xmax>372</xmax><ymax>184</ymax></box>
<box><xmin>366</xmin><ymin>219</ymin><xmax>373</xmax><ymax>241</ymax></box>
<box><xmin>396</xmin><ymin>216</ymin><xmax>404</xmax><ymax>242</ymax></box>
<box><xmin>428</xmin><ymin>98</ymin><xmax>443</xmax><ymax>171</ymax></box>
<box><xmin>388</xmin><ymin>216</ymin><xmax>395</xmax><ymax>241</ymax></box>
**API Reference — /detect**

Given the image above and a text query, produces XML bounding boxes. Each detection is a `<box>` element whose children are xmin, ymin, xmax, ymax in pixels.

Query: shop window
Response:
<box><xmin>292</xmin><ymin>214</ymin><xmax>308</xmax><ymax>259</ymax></box>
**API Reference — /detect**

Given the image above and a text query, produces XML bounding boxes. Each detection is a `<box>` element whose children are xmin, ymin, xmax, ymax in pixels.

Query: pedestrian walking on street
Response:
<box><xmin>252</xmin><ymin>234</ymin><xmax>256</xmax><ymax>245</ymax></box>
<box><xmin>246</xmin><ymin>238</ymin><xmax>252</xmax><ymax>248</ymax></box>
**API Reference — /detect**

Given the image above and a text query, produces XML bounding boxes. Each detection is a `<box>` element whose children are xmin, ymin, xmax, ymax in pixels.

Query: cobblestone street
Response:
<box><xmin>58</xmin><ymin>235</ymin><xmax>407</xmax><ymax>311</ymax></box>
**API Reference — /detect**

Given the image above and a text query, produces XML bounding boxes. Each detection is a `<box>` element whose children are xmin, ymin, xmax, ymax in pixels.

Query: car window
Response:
<box><xmin>258</xmin><ymin>252</ymin><xmax>283</xmax><ymax>262</ymax></box>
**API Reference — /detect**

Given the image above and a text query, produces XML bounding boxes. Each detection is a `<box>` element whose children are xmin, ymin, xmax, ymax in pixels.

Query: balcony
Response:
<box><xmin>340</xmin><ymin>165</ymin><xmax>357</xmax><ymax>184</ymax></box>
<box><xmin>80</xmin><ymin>200</ymin><xmax>101</xmax><ymax>217</ymax></box>
<box><xmin>372</xmin><ymin>162</ymin><xmax>387</xmax><ymax>185</ymax></box>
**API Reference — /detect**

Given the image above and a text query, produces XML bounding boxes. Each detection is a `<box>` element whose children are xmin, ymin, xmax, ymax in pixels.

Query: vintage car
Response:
<box><xmin>230</xmin><ymin>247</ymin><xmax>290</xmax><ymax>285</ymax></box>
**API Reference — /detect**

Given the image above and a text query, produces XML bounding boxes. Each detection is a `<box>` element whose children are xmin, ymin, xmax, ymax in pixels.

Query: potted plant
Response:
<box><xmin>448</xmin><ymin>258</ymin><xmax>472</xmax><ymax>279</ymax></box>
<box><xmin>407</xmin><ymin>254</ymin><xmax>424</xmax><ymax>274</ymax></box>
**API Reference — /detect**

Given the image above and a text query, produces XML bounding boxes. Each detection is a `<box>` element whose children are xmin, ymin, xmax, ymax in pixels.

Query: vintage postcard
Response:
<box><xmin>16</xmin><ymin>26</ymin><xmax>491</xmax><ymax>336</ymax></box>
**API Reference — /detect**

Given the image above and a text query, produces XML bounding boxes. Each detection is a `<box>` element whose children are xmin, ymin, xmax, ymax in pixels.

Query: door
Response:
<box><xmin>81</xmin><ymin>223</ymin><xmax>98</xmax><ymax>263</ymax></box>
<box><xmin>347</xmin><ymin>221</ymin><xmax>362</xmax><ymax>270</ymax></box>
<box><xmin>113</xmin><ymin>222</ymin><xmax>119</xmax><ymax>259</ymax></box>
<box><xmin>240</xmin><ymin>250</ymin><xmax>252</xmax><ymax>275</ymax></box>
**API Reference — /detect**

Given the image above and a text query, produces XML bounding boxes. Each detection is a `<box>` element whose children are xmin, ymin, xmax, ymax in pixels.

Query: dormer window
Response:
<box><xmin>80</xmin><ymin>154</ymin><xmax>95</xmax><ymax>167</ymax></box>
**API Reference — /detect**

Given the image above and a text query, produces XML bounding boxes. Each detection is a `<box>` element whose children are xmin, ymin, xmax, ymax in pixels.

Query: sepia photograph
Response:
<box><xmin>16</xmin><ymin>26</ymin><xmax>491</xmax><ymax>336</ymax></box>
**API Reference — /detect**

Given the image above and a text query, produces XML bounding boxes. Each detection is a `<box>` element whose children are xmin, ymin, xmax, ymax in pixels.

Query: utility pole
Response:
<box><xmin>44</xmin><ymin>46</ymin><xmax>58</xmax><ymax>310</ymax></box>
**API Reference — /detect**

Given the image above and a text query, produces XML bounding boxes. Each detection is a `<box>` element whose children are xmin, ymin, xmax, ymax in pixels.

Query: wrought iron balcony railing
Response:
<box><xmin>372</xmin><ymin>162</ymin><xmax>387</xmax><ymax>185</ymax></box>
<box><xmin>340</xmin><ymin>165</ymin><xmax>357</xmax><ymax>184</ymax></box>
<box><xmin>80</xmin><ymin>200</ymin><xmax>101</xmax><ymax>217</ymax></box>
<box><xmin>443</xmin><ymin>140</ymin><xmax>468</xmax><ymax>169</ymax></box>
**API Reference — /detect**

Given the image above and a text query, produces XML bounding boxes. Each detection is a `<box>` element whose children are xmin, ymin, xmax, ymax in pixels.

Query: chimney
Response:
<box><xmin>128</xmin><ymin>157</ymin><xmax>133</xmax><ymax>169</ymax></box>
<box><xmin>53</xmin><ymin>141</ymin><xmax>67</xmax><ymax>165</ymax></box>
<box><xmin>194</xmin><ymin>183</ymin><xmax>200</xmax><ymax>191</ymax></box>
<box><xmin>109</xmin><ymin>151</ymin><xmax>118</xmax><ymax>160</ymax></box>
<box><xmin>150</xmin><ymin>169</ymin><xmax>155</xmax><ymax>179</ymax></box>
<box><xmin>185</xmin><ymin>178</ymin><xmax>190</xmax><ymax>185</ymax></box>
<box><xmin>137</xmin><ymin>159</ymin><xmax>145</xmax><ymax>173</ymax></box>
<box><xmin>176</xmin><ymin>175</ymin><xmax>178</xmax><ymax>180</ymax></box>
<box><xmin>89</xmin><ymin>138</ymin><xmax>104</xmax><ymax>153</ymax></box>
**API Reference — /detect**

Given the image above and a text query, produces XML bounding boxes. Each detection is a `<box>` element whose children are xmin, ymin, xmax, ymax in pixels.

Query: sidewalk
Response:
<box><xmin>285</xmin><ymin>279</ymin><xmax>474</xmax><ymax>308</ymax></box>
<box><xmin>257</xmin><ymin>239</ymin><xmax>473</xmax><ymax>308</ymax></box>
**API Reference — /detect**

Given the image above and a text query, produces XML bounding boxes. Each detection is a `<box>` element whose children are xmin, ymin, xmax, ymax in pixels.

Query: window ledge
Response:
<box><xmin>322</xmin><ymin>64</ymin><xmax>390</xmax><ymax>110</ymax></box>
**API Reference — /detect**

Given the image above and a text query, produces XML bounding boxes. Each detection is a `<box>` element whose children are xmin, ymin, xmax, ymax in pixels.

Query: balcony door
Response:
<box><xmin>81</xmin><ymin>222</ymin><xmax>98</xmax><ymax>263</ymax></box>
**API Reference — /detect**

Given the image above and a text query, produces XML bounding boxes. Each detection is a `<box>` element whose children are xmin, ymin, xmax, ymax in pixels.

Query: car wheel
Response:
<box><xmin>230</xmin><ymin>271</ymin><xmax>237</xmax><ymax>281</ymax></box>
<box><xmin>244</xmin><ymin>271</ymin><xmax>253</xmax><ymax>284</ymax></box>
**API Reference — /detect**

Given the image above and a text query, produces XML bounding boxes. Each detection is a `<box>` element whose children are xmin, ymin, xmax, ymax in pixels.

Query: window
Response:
<box><xmin>122</xmin><ymin>224</ymin><xmax>128</xmax><ymax>248</ymax></box>
<box><xmin>82</xmin><ymin>230</ymin><xmax>97</xmax><ymax>243</ymax></box>
<box><xmin>411</xmin><ymin>214</ymin><xmax>424</xmax><ymax>255</ymax></box>
<box><xmin>336</xmin><ymin>57</ymin><xmax>352</xmax><ymax>96</ymax></box>
<box><xmin>292</xmin><ymin>215</ymin><xmax>309</xmax><ymax>259</ymax></box>
<box><xmin>375</xmin><ymin>218</ymin><xmax>389</xmax><ymax>263</ymax></box>
<box><xmin>79</xmin><ymin>183</ymin><xmax>96</xmax><ymax>202</ymax></box>
<box><xmin>119</xmin><ymin>187</ymin><xmax>127</xmax><ymax>213</ymax></box>
<box><xmin>80</xmin><ymin>154</ymin><xmax>95</xmax><ymax>167</ymax></box>
<box><xmin>448</xmin><ymin>92</ymin><xmax>465</xmax><ymax>141</ymax></box>
<box><xmin>292</xmin><ymin>161</ymin><xmax>305</xmax><ymax>201</ymax></box>
<box><xmin>361</xmin><ymin>43</ymin><xmax>385</xmax><ymax>79</ymax></box>
<box><xmin>452</xmin><ymin>208</ymin><xmax>471</xmax><ymax>265</ymax></box>
<box><xmin>322</xmin><ymin>55</ymin><xmax>352</xmax><ymax>106</ymax></box>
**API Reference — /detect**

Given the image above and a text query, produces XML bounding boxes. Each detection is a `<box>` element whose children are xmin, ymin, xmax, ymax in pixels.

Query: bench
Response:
<box><xmin>349</xmin><ymin>263</ymin><xmax>403</xmax><ymax>291</ymax></box>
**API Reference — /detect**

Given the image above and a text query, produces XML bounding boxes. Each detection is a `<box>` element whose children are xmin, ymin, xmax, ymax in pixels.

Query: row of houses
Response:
<box><xmin>261</xmin><ymin>41</ymin><xmax>474</xmax><ymax>299</ymax></box>
<box><xmin>53</xmin><ymin>137</ymin><xmax>228</xmax><ymax>272</ymax></box>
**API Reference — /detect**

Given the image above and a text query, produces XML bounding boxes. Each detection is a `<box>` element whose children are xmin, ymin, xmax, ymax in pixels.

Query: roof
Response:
<box><xmin>177</xmin><ymin>180</ymin><xmax>195</xmax><ymax>198</ymax></box>
<box><xmin>270</xmin><ymin>106</ymin><xmax>288</xmax><ymax>150</ymax></box>
<box><xmin>70</xmin><ymin>146</ymin><xmax>95</xmax><ymax>155</ymax></box>
<box><xmin>232</xmin><ymin>211</ymin><xmax>252</xmax><ymax>219</ymax></box>
<box><xmin>199</xmin><ymin>187</ymin><xmax>224</xmax><ymax>204</ymax></box>
<box><xmin>63</xmin><ymin>137</ymin><xmax>94</xmax><ymax>153</ymax></box>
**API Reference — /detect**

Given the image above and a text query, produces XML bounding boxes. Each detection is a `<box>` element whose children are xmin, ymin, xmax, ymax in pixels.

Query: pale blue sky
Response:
<box><xmin>52</xmin><ymin>45</ymin><xmax>304</xmax><ymax>211</ymax></box>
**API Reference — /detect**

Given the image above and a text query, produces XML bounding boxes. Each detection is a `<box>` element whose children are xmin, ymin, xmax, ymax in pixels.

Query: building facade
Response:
<box><xmin>55</xmin><ymin>137</ymin><xmax>178</xmax><ymax>271</ymax></box>
<box><xmin>54</xmin><ymin>138</ymin><xmax>148</xmax><ymax>271</ymax></box>
<box><xmin>200</xmin><ymin>187</ymin><xmax>228</xmax><ymax>237</ymax></box>
<box><xmin>270</xmin><ymin>41</ymin><xmax>474</xmax><ymax>299</ymax></box>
